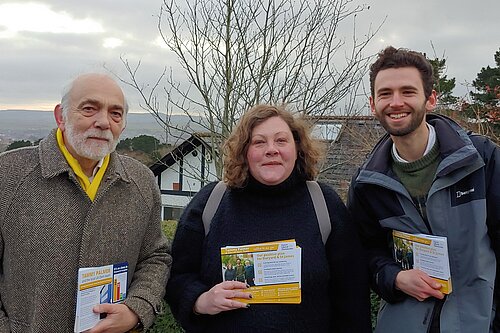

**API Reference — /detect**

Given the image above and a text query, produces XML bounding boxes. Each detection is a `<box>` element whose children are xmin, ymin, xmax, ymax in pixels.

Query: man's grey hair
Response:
<box><xmin>59</xmin><ymin>74</ymin><xmax>129</xmax><ymax>121</ymax></box>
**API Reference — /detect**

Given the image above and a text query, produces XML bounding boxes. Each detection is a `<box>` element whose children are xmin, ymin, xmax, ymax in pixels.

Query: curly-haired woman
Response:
<box><xmin>165</xmin><ymin>104</ymin><xmax>371</xmax><ymax>333</ymax></box>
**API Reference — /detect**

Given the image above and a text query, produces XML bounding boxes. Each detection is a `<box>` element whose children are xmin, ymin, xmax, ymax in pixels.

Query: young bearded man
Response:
<box><xmin>348</xmin><ymin>46</ymin><xmax>500</xmax><ymax>332</ymax></box>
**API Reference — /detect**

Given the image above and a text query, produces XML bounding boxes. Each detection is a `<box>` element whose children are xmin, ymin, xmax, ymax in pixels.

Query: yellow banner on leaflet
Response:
<box><xmin>244</xmin><ymin>296</ymin><xmax>301</xmax><ymax>304</ymax></box>
<box><xmin>79</xmin><ymin>278</ymin><xmax>113</xmax><ymax>291</ymax></box>
<box><xmin>234</xmin><ymin>283</ymin><xmax>301</xmax><ymax>304</ymax></box>
<box><xmin>221</xmin><ymin>244</ymin><xmax>280</xmax><ymax>255</ymax></box>
<box><xmin>221</xmin><ymin>239</ymin><xmax>296</xmax><ymax>255</ymax></box>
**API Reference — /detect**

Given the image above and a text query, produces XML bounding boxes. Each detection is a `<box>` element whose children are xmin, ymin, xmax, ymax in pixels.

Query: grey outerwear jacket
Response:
<box><xmin>0</xmin><ymin>129</ymin><xmax>172</xmax><ymax>332</ymax></box>
<box><xmin>348</xmin><ymin>114</ymin><xmax>500</xmax><ymax>333</ymax></box>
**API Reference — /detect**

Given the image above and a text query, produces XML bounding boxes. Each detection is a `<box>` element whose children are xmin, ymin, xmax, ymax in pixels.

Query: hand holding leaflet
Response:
<box><xmin>221</xmin><ymin>239</ymin><xmax>302</xmax><ymax>304</ymax></box>
<box><xmin>193</xmin><ymin>281</ymin><xmax>251</xmax><ymax>315</ymax></box>
<box><xmin>74</xmin><ymin>262</ymin><xmax>128</xmax><ymax>333</ymax></box>
<box><xmin>392</xmin><ymin>231</ymin><xmax>452</xmax><ymax>294</ymax></box>
<box><xmin>86</xmin><ymin>303</ymin><xmax>138</xmax><ymax>333</ymax></box>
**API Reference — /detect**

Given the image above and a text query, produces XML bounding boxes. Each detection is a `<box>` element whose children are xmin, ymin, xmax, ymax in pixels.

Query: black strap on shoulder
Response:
<box><xmin>201</xmin><ymin>180</ymin><xmax>331</xmax><ymax>244</ymax></box>
<box><xmin>202</xmin><ymin>181</ymin><xmax>227</xmax><ymax>235</ymax></box>
<box><xmin>306</xmin><ymin>181</ymin><xmax>331</xmax><ymax>245</ymax></box>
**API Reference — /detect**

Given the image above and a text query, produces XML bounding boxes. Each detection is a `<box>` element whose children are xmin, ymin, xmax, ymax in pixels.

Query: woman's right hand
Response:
<box><xmin>193</xmin><ymin>281</ymin><xmax>252</xmax><ymax>315</ymax></box>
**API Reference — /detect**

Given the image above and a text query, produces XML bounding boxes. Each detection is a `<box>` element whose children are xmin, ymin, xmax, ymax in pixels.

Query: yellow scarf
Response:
<box><xmin>56</xmin><ymin>128</ymin><xmax>110</xmax><ymax>201</ymax></box>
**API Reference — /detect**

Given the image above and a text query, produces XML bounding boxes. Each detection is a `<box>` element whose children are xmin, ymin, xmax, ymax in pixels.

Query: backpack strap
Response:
<box><xmin>202</xmin><ymin>181</ymin><xmax>227</xmax><ymax>236</ymax></box>
<box><xmin>306</xmin><ymin>181</ymin><xmax>331</xmax><ymax>245</ymax></box>
<box><xmin>201</xmin><ymin>180</ymin><xmax>331</xmax><ymax>244</ymax></box>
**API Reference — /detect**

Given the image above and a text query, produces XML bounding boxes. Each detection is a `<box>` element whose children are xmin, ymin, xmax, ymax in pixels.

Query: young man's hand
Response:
<box><xmin>395</xmin><ymin>269</ymin><xmax>444</xmax><ymax>301</ymax></box>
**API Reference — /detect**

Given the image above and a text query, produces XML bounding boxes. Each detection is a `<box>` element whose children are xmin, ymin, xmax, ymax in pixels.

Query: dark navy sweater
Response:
<box><xmin>165</xmin><ymin>171</ymin><xmax>372</xmax><ymax>333</ymax></box>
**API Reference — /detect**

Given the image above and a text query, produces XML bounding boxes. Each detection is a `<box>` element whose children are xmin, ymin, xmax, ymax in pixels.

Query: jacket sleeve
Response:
<box><xmin>164</xmin><ymin>182</ymin><xmax>218</xmax><ymax>332</ymax></box>
<box><xmin>123</xmin><ymin>173</ymin><xmax>172</xmax><ymax>330</ymax></box>
<box><xmin>0</xmin><ymin>153</ymin><xmax>15</xmax><ymax>331</ymax></box>
<box><xmin>347</xmin><ymin>177</ymin><xmax>406</xmax><ymax>303</ymax></box>
<box><xmin>321</xmin><ymin>184</ymin><xmax>372</xmax><ymax>333</ymax></box>
<box><xmin>0</xmin><ymin>234</ymin><xmax>10</xmax><ymax>331</ymax></box>
<box><xmin>475</xmin><ymin>136</ymin><xmax>500</xmax><ymax>331</ymax></box>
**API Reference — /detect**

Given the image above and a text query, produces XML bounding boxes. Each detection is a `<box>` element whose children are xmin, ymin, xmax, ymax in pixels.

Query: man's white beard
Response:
<box><xmin>64</xmin><ymin>122</ymin><xmax>118</xmax><ymax>161</ymax></box>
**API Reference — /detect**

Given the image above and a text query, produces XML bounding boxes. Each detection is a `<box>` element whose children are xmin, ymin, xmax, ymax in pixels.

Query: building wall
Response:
<box><xmin>318</xmin><ymin>118</ymin><xmax>385</xmax><ymax>200</ymax></box>
<box><xmin>156</xmin><ymin>144</ymin><xmax>218</xmax><ymax>220</ymax></box>
<box><xmin>160</xmin><ymin>163</ymin><xmax>180</xmax><ymax>191</ymax></box>
<box><xmin>181</xmin><ymin>150</ymin><xmax>206</xmax><ymax>192</ymax></box>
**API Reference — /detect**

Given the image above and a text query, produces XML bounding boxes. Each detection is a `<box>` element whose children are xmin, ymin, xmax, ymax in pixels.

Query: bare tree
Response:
<box><xmin>119</xmin><ymin>0</ymin><xmax>381</xmax><ymax>178</ymax></box>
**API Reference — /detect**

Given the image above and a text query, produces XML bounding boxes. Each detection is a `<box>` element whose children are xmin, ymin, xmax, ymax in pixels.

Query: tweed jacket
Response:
<box><xmin>0</xmin><ymin>129</ymin><xmax>171</xmax><ymax>332</ymax></box>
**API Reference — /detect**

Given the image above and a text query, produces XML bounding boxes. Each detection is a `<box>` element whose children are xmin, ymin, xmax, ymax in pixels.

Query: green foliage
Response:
<box><xmin>117</xmin><ymin>135</ymin><xmax>160</xmax><ymax>154</ymax></box>
<box><xmin>6</xmin><ymin>139</ymin><xmax>32</xmax><ymax>151</ymax></box>
<box><xmin>161</xmin><ymin>220</ymin><xmax>178</xmax><ymax>240</ymax></box>
<box><xmin>146</xmin><ymin>220</ymin><xmax>183</xmax><ymax>333</ymax></box>
<box><xmin>429</xmin><ymin>57</ymin><xmax>458</xmax><ymax>107</ymax></box>
<box><xmin>456</xmin><ymin>48</ymin><xmax>500</xmax><ymax>142</ymax></box>
<box><xmin>370</xmin><ymin>291</ymin><xmax>380</xmax><ymax>330</ymax></box>
<box><xmin>133</xmin><ymin>135</ymin><xmax>160</xmax><ymax>153</ymax></box>
<box><xmin>116</xmin><ymin>138</ymin><xmax>131</xmax><ymax>151</ymax></box>
<box><xmin>471</xmin><ymin>48</ymin><xmax>500</xmax><ymax>107</ymax></box>
<box><xmin>147</xmin><ymin>302</ymin><xmax>184</xmax><ymax>333</ymax></box>
<box><xmin>150</xmin><ymin>150</ymin><xmax>162</xmax><ymax>161</ymax></box>
<box><xmin>116</xmin><ymin>134</ymin><xmax>169</xmax><ymax>166</ymax></box>
<box><xmin>431</xmin><ymin>48</ymin><xmax>500</xmax><ymax>143</ymax></box>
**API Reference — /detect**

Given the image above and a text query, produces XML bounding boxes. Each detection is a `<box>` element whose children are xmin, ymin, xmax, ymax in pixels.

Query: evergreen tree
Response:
<box><xmin>117</xmin><ymin>135</ymin><xmax>160</xmax><ymax>154</ymax></box>
<box><xmin>429</xmin><ymin>57</ymin><xmax>458</xmax><ymax>108</ymax></box>
<box><xmin>117</xmin><ymin>137</ymin><xmax>133</xmax><ymax>151</ymax></box>
<box><xmin>463</xmin><ymin>47</ymin><xmax>500</xmax><ymax>143</ymax></box>
<box><xmin>130</xmin><ymin>135</ymin><xmax>159</xmax><ymax>154</ymax></box>
<box><xmin>471</xmin><ymin>48</ymin><xmax>500</xmax><ymax>107</ymax></box>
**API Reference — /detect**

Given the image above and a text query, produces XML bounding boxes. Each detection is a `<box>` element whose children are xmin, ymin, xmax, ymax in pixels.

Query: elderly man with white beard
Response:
<box><xmin>0</xmin><ymin>73</ymin><xmax>171</xmax><ymax>333</ymax></box>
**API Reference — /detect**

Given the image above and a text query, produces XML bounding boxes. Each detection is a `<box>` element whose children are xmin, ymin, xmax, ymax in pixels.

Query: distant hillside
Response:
<box><xmin>0</xmin><ymin>110</ymin><xmax>204</xmax><ymax>144</ymax></box>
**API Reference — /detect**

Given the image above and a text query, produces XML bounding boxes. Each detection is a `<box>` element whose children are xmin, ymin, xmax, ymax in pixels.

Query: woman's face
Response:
<box><xmin>246</xmin><ymin>116</ymin><xmax>297</xmax><ymax>186</ymax></box>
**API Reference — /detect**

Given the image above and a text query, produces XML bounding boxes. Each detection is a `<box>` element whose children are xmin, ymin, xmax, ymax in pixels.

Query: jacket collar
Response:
<box><xmin>39</xmin><ymin>129</ymin><xmax>131</xmax><ymax>183</ymax></box>
<box><xmin>362</xmin><ymin>114</ymin><xmax>479</xmax><ymax>177</ymax></box>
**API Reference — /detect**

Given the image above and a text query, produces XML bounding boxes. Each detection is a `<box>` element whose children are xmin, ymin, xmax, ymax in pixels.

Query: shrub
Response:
<box><xmin>370</xmin><ymin>291</ymin><xmax>380</xmax><ymax>329</ymax></box>
<box><xmin>162</xmin><ymin>220</ymin><xmax>178</xmax><ymax>240</ymax></box>
<box><xmin>146</xmin><ymin>220</ymin><xmax>184</xmax><ymax>332</ymax></box>
<box><xmin>146</xmin><ymin>302</ymin><xmax>183</xmax><ymax>333</ymax></box>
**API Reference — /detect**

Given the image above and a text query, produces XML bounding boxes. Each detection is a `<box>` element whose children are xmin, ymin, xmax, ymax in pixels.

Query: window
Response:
<box><xmin>163</xmin><ymin>206</ymin><xmax>183</xmax><ymax>221</ymax></box>
<box><xmin>312</xmin><ymin>123</ymin><xmax>342</xmax><ymax>141</ymax></box>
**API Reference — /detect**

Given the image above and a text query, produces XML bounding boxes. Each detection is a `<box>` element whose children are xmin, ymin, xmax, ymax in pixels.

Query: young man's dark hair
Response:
<box><xmin>369</xmin><ymin>46</ymin><xmax>434</xmax><ymax>99</ymax></box>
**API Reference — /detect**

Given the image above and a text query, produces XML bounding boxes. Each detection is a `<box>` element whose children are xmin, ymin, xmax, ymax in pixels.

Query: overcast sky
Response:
<box><xmin>1</xmin><ymin>0</ymin><xmax>499</xmax><ymax>112</ymax></box>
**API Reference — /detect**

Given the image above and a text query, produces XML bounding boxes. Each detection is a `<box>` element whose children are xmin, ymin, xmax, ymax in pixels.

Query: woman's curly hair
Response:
<box><xmin>223</xmin><ymin>104</ymin><xmax>325</xmax><ymax>188</ymax></box>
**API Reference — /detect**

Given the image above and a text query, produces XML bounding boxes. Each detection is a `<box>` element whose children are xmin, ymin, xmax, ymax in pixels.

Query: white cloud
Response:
<box><xmin>103</xmin><ymin>37</ymin><xmax>123</xmax><ymax>49</ymax></box>
<box><xmin>153</xmin><ymin>36</ymin><xmax>169</xmax><ymax>49</ymax></box>
<box><xmin>0</xmin><ymin>2</ymin><xmax>103</xmax><ymax>37</ymax></box>
<box><xmin>0</xmin><ymin>0</ymin><xmax>499</xmax><ymax>111</ymax></box>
